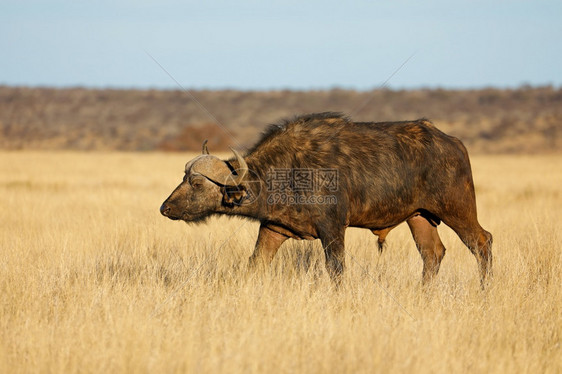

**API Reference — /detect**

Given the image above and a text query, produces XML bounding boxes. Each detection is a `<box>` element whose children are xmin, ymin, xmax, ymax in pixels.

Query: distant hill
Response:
<box><xmin>0</xmin><ymin>85</ymin><xmax>560</xmax><ymax>153</ymax></box>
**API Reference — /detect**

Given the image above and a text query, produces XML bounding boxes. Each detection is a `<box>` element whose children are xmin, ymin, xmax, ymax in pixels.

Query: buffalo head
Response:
<box><xmin>160</xmin><ymin>141</ymin><xmax>248</xmax><ymax>222</ymax></box>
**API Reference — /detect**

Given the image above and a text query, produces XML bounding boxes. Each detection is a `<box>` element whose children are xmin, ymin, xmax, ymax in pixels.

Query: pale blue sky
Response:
<box><xmin>1</xmin><ymin>0</ymin><xmax>560</xmax><ymax>90</ymax></box>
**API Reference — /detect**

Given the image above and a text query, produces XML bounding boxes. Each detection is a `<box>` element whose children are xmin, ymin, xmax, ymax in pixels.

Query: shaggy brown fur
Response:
<box><xmin>161</xmin><ymin>112</ymin><xmax>492</xmax><ymax>285</ymax></box>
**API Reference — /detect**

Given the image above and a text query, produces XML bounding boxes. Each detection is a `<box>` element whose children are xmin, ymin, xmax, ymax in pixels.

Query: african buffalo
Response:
<box><xmin>160</xmin><ymin>113</ymin><xmax>492</xmax><ymax>285</ymax></box>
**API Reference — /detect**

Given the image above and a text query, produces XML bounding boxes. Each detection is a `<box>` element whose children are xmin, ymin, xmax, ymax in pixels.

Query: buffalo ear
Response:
<box><xmin>221</xmin><ymin>186</ymin><xmax>248</xmax><ymax>205</ymax></box>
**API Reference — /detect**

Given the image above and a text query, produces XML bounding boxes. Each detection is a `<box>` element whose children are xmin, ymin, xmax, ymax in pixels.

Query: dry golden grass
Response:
<box><xmin>0</xmin><ymin>151</ymin><xmax>560</xmax><ymax>373</ymax></box>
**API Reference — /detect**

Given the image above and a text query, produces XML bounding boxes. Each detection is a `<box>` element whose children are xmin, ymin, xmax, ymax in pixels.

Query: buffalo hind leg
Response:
<box><xmin>460</xmin><ymin>225</ymin><xmax>493</xmax><ymax>286</ymax></box>
<box><xmin>441</xmin><ymin>215</ymin><xmax>493</xmax><ymax>286</ymax></box>
<box><xmin>407</xmin><ymin>215</ymin><xmax>446</xmax><ymax>284</ymax></box>
<box><xmin>248</xmin><ymin>224</ymin><xmax>288</xmax><ymax>270</ymax></box>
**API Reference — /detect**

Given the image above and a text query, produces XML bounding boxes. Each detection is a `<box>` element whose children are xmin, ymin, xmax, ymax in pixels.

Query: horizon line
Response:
<box><xmin>1</xmin><ymin>82</ymin><xmax>560</xmax><ymax>92</ymax></box>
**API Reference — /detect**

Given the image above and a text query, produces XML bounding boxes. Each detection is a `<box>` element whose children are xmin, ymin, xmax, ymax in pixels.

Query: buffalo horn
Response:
<box><xmin>192</xmin><ymin>148</ymin><xmax>248</xmax><ymax>186</ymax></box>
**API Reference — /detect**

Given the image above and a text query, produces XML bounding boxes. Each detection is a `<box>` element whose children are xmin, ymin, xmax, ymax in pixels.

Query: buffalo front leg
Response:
<box><xmin>248</xmin><ymin>224</ymin><xmax>288</xmax><ymax>270</ymax></box>
<box><xmin>407</xmin><ymin>214</ymin><xmax>446</xmax><ymax>284</ymax></box>
<box><xmin>319</xmin><ymin>227</ymin><xmax>346</xmax><ymax>285</ymax></box>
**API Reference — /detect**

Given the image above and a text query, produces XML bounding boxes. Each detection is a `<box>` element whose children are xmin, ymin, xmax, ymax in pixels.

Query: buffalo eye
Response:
<box><xmin>190</xmin><ymin>176</ymin><xmax>206</xmax><ymax>189</ymax></box>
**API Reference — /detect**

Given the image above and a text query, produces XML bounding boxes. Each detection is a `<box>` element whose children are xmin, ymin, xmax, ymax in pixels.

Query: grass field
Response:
<box><xmin>0</xmin><ymin>151</ymin><xmax>560</xmax><ymax>373</ymax></box>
